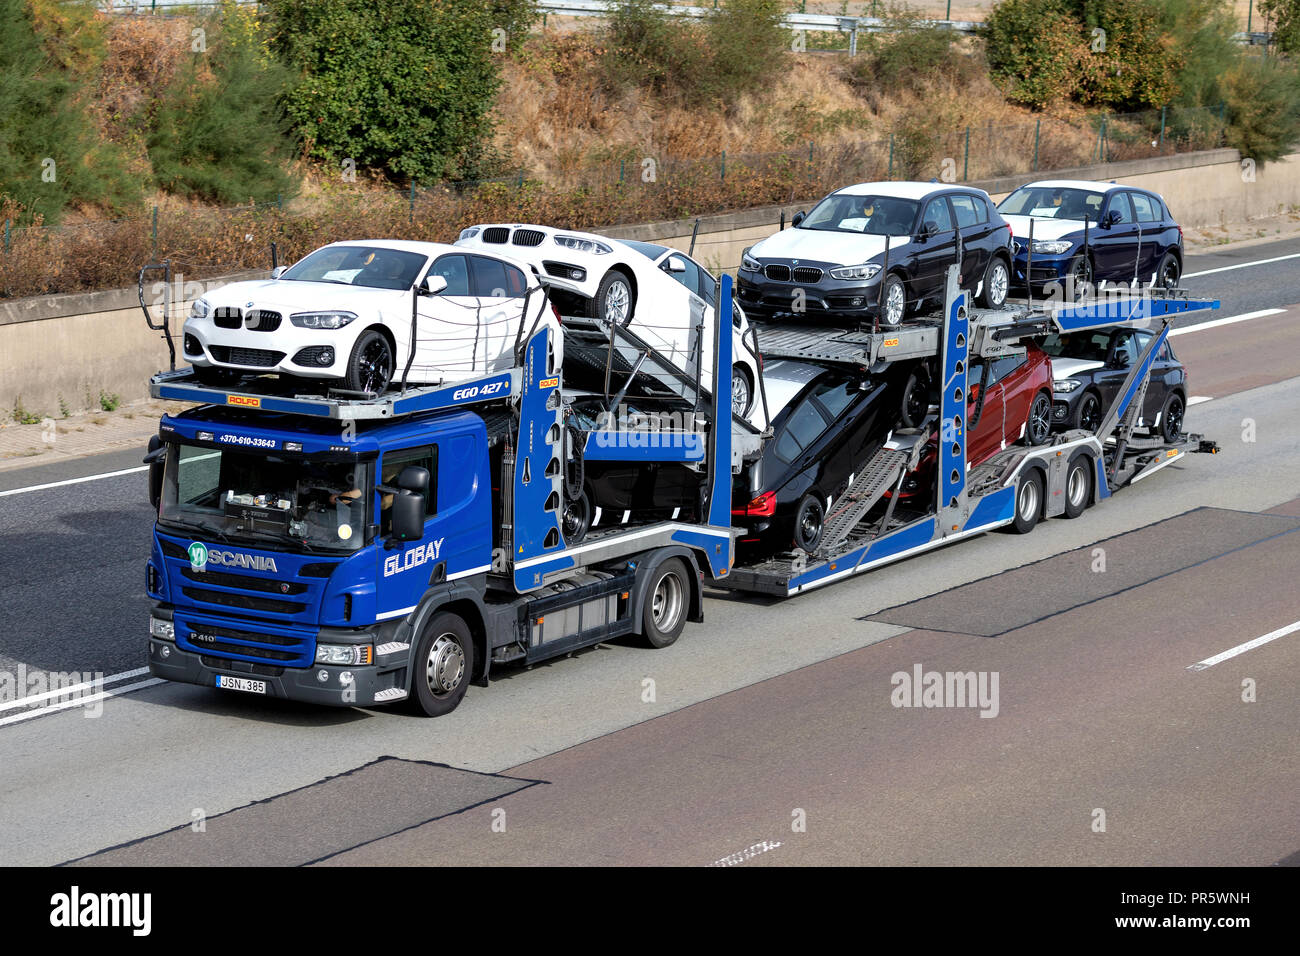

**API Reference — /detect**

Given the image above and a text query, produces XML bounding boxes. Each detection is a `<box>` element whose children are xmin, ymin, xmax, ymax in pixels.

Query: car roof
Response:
<box><xmin>833</xmin><ymin>181</ymin><xmax>958</xmax><ymax>200</ymax></box>
<box><xmin>1012</xmin><ymin>180</ymin><xmax>1129</xmax><ymax>194</ymax></box>
<box><xmin>336</xmin><ymin>238</ymin><xmax>539</xmax><ymax>280</ymax></box>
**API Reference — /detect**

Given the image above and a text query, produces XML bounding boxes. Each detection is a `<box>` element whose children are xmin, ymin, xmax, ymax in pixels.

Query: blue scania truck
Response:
<box><xmin>143</xmin><ymin>284</ymin><xmax>742</xmax><ymax>716</ymax></box>
<box><xmin>142</xmin><ymin>264</ymin><xmax>1218</xmax><ymax>716</ymax></box>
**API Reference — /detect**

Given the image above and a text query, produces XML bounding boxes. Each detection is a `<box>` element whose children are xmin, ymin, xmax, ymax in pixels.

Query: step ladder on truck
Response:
<box><xmin>140</xmin><ymin>273</ymin><xmax>742</xmax><ymax>717</ymax></box>
<box><xmin>721</xmin><ymin>265</ymin><xmax>1221</xmax><ymax>597</ymax></box>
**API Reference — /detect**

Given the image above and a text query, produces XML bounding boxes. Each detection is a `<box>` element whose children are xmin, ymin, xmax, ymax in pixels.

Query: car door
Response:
<box><xmin>965</xmin><ymin>357</ymin><xmax>1005</xmax><ymax>465</ymax></box>
<box><xmin>407</xmin><ymin>253</ymin><xmax>480</xmax><ymax>379</ymax></box>
<box><xmin>1134</xmin><ymin>330</ymin><xmax>1170</xmax><ymax>424</ymax></box>
<box><xmin>992</xmin><ymin>353</ymin><xmax>1032</xmax><ymax>446</ymax></box>
<box><xmin>657</xmin><ymin>252</ymin><xmax>708</xmax><ymax>371</ymax></box>
<box><xmin>913</xmin><ymin>196</ymin><xmax>959</xmax><ymax>305</ymax></box>
<box><xmin>950</xmin><ymin>193</ymin><xmax>993</xmax><ymax>287</ymax></box>
<box><xmin>1095</xmin><ymin>192</ymin><xmax>1140</xmax><ymax>281</ymax></box>
<box><xmin>1093</xmin><ymin>329</ymin><xmax>1141</xmax><ymax>411</ymax></box>
<box><xmin>467</xmin><ymin>254</ymin><xmax>529</xmax><ymax>372</ymax></box>
<box><xmin>1128</xmin><ymin>192</ymin><xmax>1163</xmax><ymax>283</ymax></box>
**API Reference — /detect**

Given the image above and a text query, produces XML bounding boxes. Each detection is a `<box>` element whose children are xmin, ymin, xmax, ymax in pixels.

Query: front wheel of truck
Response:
<box><xmin>410</xmin><ymin>612</ymin><xmax>474</xmax><ymax>717</ymax></box>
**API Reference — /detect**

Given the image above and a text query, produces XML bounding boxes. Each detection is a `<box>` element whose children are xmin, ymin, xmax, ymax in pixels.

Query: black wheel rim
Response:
<box><xmin>562</xmin><ymin>497</ymin><xmax>588</xmax><ymax>540</ymax></box>
<box><xmin>799</xmin><ymin>502</ymin><xmax>823</xmax><ymax>548</ymax></box>
<box><xmin>1028</xmin><ymin>395</ymin><xmax>1051</xmax><ymax>443</ymax></box>
<box><xmin>358</xmin><ymin>338</ymin><xmax>392</xmax><ymax>393</ymax></box>
<box><xmin>1071</xmin><ymin>260</ymin><xmax>1093</xmax><ymax>301</ymax></box>
<box><xmin>905</xmin><ymin>375</ymin><xmax>928</xmax><ymax>423</ymax></box>
<box><xmin>1079</xmin><ymin>395</ymin><xmax>1101</xmax><ymax>432</ymax></box>
<box><xmin>1165</xmin><ymin>397</ymin><xmax>1183</xmax><ymax>438</ymax></box>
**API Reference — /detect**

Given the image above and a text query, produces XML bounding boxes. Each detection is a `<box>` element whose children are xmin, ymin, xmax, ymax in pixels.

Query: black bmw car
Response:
<box><xmin>737</xmin><ymin>181</ymin><xmax>1013</xmax><ymax>327</ymax></box>
<box><xmin>732</xmin><ymin>359</ymin><xmax>913</xmax><ymax>554</ymax></box>
<box><xmin>1041</xmin><ymin>327</ymin><xmax>1188</xmax><ymax>442</ymax></box>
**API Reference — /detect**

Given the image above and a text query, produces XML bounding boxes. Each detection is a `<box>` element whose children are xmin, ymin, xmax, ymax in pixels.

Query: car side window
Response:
<box><xmin>469</xmin><ymin>256</ymin><xmax>525</xmax><ymax>298</ymax></box>
<box><xmin>922</xmin><ymin>197</ymin><xmax>955</xmax><ymax>233</ymax></box>
<box><xmin>1130</xmin><ymin>193</ymin><xmax>1160</xmax><ymax>223</ymax></box>
<box><xmin>811</xmin><ymin>377</ymin><xmax>856</xmax><ymax>420</ymax></box>
<box><xmin>1107</xmin><ymin>193</ymin><xmax>1135</xmax><ymax>225</ymax></box>
<box><xmin>950</xmin><ymin>195</ymin><xmax>982</xmax><ymax>229</ymax></box>
<box><xmin>699</xmin><ymin>268</ymin><xmax>718</xmax><ymax>307</ymax></box>
<box><xmin>379</xmin><ymin>444</ymin><xmax>438</xmax><ymax>534</ymax></box>
<box><xmin>992</xmin><ymin>354</ymin><xmax>1027</xmax><ymax>382</ymax></box>
<box><xmin>1112</xmin><ymin>332</ymin><xmax>1140</xmax><ymax>367</ymax></box>
<box><xmin>774</xmin><ymin>399</ymin><xmax>830</xmax><ymax>463</ymax></box>
<box><xmin>1134</xmin><ymin>331</ymin><xmax>1153</xmax><ymax>358</ymax></box>
<box><xmin>429</xmin><ymin>255</ymin><xmax>471</xmax><ymax>297</ymax></box>
<box><xmin>661</xmin><ymin>255</ymin><xmax>703</xmax><ymax>298</ymax></box>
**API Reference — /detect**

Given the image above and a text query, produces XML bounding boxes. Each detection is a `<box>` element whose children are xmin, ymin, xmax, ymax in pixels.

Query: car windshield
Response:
<box><xmin>1040</xmin><ymin>331</ymin><xmax>1112</xmax><ymax>361</ymax></box>
<box><xmin>621</xmin><ymin>239</ymin><xmax>669</xmax><ymax>261</ymax></box>
<box><xmin>160</xmin><ymin>442</ymin><xmax>372</xmax><ymax>553</ymax></box>
<box><xmin>800</xmin><ymin>194</ymin><xmax>918</xmax><ymax>236</ymax></box>
<box><xmin>280</xmin><ymin>245</ymin><xmax>428</xmax><ymax>291</ymax></box>
<box><xmin>998</xmin><ymin>187</ymin><xmax>1105</xmax><ymax>222</ymax></box>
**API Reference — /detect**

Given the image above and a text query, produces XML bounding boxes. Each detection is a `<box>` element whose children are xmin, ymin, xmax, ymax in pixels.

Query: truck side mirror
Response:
<box><xmin>791</xmin><ymin>211</ymin><xmax>806</xmax><ymax>228</ymax></box>
<box><xmin>397</xmin><ymin>465</ymin><xmax>430</xmax><ymax>495</ymax></box>
<box><xmin>421</xmin><ymin>274</ymin><xmax>448</xmax><ymax>296</ymax></box>
<box><xmin>271</xmin><ymin>265</ymin><xmax>288</xmax><ymax>280</ymax></box>
<box><xmin>390</xmin><ymin>493</ymin><xmax>425</xmax><ymax>542</ymax></box>
<box><xmin>144</xmin><ymin>435</ymin><xmax>166</xmax><ymax>509</ymax></box>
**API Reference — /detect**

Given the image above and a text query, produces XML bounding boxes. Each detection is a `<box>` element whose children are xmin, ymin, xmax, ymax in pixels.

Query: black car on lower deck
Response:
<box><xmin>1041</xmin><ymin>327</ymin><xmax>1188</xmax><ymax>442</ymax></box>
<box><xmin>732</xmin><ymin>359</ymin><xmax>913</xmax><ymax>555</ymax></box>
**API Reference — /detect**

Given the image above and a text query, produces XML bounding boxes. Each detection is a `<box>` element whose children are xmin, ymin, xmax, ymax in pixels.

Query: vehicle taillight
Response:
<box><xmin>732</xmin><ymin>490</ymin><xmax>776</xmax><ymax>517</ymax></box>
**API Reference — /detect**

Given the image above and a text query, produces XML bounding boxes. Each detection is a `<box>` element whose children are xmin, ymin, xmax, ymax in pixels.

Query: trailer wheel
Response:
<box><xmin>410</xmin><ymin>612</ymin><xmax>474</xmax><ymax>717</ymax></box>
<box><xmin>642</xmin><ymin>558</ymin><xmax>689</xmax><ymax>649</ymax></box>
<box><xmin>1011</xmin><ymin>470</ymin><xmax>1043</xmax><ymax>534</ymax></box>
<box><xmin>1063</xmin><ymin>454</ymin><xmax>1092</xmax><ymax>519</ymax></box>
<box><xmin>793</xmin><ymin>494</ymin><xmax>825</xmax><ymax>552</ymax></box>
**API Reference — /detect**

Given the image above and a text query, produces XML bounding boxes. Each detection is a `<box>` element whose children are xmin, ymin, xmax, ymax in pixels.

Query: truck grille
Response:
<box><xmin>482</xmin><ymin>227</ymin><xmax>510</xmax><ymax>244</ymax></box>
<box><xmin>209</xmin><ymin>346</ymin><xmax>284</xmax><ymax>368</ymax></box>
<box><xmin>764</xmin><ymin>264</ymin><xmax>791</xmax><ymax>281</ymax></box>
<box><xmin>182</xmin><ymin>586</ymin><xmax>306</xmax><ymax>615</ymax></box>
<box><xmin>183</xmin><ymin>567</ymin><xmax>307</xmax><ymax>595</ymax></box>
<box><xmin>793</xmin><ymin>267</ymin><xmax>823</xmax><ymax>283</ymax></box>
<box><xmin>512</xmin><ymin>229</ymin><xmax>545</xmax><ymax>247</ymax></box>
<box><xmin>201</xmin><ymin>655</ymin><xmax>285</xmax><ymax>677</ymax></box>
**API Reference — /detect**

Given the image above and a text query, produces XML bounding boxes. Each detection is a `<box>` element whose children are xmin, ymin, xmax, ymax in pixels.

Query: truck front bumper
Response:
<box><xmin>148</xmin><ymin>638</ymin><xmax>411</xmax><ymax>708</ymax></box>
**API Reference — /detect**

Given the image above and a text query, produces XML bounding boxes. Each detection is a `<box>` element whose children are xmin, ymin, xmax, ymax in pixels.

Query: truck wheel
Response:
<box><xmin>410</xmin><ymin>612</ymin><xmax>474</xmax><ymax>717</ymax></box>
<box><xmin>1063</xmin><ymin>454</ymin><xmax>1092</xmax><ymax>518</ymax></box>
<box><xmin>1011</xmin><ymin>470</ymin><xmax>1042</xmax><ymax>534</ymax></box>
<box><xmin>344</xmin><ymin>329</ymin><xmax>393</xmax><ymax>395</ymax></box>
<box><xmin>1024</xmin><ymin>391</ymin><xmax>1052</xmax><ymax>445</ymax></box>
<box><xmin>793</xmin><ymin>494</ymin><xmax>825</xmax><ymax>552</ymax></box>
<box><xmin>642</xmin><ymin>558</ymin><xmax>690</xmax><ymax>649</ymax></box>
<box><xmin>592</xmin><ymin>270</ymin><xmax>634</xmax><ymax>327</ymax></box>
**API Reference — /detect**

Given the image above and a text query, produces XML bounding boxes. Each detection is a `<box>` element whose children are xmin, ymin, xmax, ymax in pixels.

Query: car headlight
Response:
<box><xmin>458</xmin><ymin>227</ymin><xmax>480</xmax><ymax>241</ymax></box>
<box><xmin>1053</xmin><ymin>379</ymin><xmax>1082</xmax><ymax>393</ymax></box>
<box><xmin>149</xmin><ymin>616</ymin><xmax>174</xmax><ymax>641</ymax></box>
<box><xmin>1032</xmin><ymin>240</ymin><xmax>1074</xmax><ymax>255</ymax></box>
<box><xmin>189</xmin><ymin>297</ymin><xmax>211</xmax><ymax>320</ymax></box>
<box><xmin>829</xmin><ymin>263</ymin><xmax>881</xmax><ymax>280</ymax></box>
<box><xmin>741</xmin><ymin>250</ymin><xmax>760</xmax><ymax>272</ymax></box>
<box><xmin>554</xmin><ymin>235</ymin><xmax>612</xmax><ymax>255</ymax></box>
<box><xmin>290</xmin><ymin>311</ymin><xmax>358</xmax><ymax>330</ymax></box>
<box><xmin>316</xmin><ymin>643</ymin><xmax>373</xmax><ymax>665</ymax></box>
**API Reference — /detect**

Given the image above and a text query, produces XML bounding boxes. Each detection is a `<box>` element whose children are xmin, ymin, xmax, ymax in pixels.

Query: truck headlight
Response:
<box><xmin>291</xmin><ymin>311</ymin><xmax>357</xmax><ymax>330</ymax></box>
<box><xmin>458</xmin><ymin>226</ymin><xmax>480</xmax><ymax>241</ymax></box>
<box><xmin>1053</xmin><ymin>379</ymin><xmax>1082</xmax><ymax>393</ymax></box>
<box><xmin>741</xmin><ymin>249</ymin><xmax>760</xmax><ymax>272</ymax></box>
<box><xmin>554</xmin><ymin>235</ymin><xmax>612</xmax><ymax>255</ymax></box>
<box><xmin>189</xmin><ymin>297</ymin><xmax>211</xmax><ymax>320</ymax></box>
<box><xmin>149</xmin><ymin>616</ymin><xmax>175</xmax><ymax>641</ymax></box>
<box><xmin>315</xmin><ymin>643</ymin><xmax>373</xmax><ymax>665</ymax></box>
<box><xmin>1032</xmin><ymin>240</ymin><xmax>1073</xmax><ymax>255</ymax></box>
<box><xmin>829</xmin><ymin>263</ymin><xmax>881</xmax><ymax>280</ymax></box>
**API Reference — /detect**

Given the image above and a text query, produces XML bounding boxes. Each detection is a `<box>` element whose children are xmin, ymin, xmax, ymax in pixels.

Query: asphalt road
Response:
<box><xmin>1</xmin><ymin>238</ymin><xmax>1298</xmax><ymax>867</ymax></box>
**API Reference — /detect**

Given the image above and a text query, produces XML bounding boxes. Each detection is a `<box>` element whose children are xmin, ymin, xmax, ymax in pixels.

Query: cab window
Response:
<box><xmin>379</xmin><ymin>445</ymin><xmax>438</xmax><ymax>533</ymax></box>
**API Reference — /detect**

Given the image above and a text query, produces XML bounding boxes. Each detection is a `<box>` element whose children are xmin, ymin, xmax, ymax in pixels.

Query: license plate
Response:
<box><xmin>215</xmin><ymin>675</ymin><xmax>267</xmax><ymax>695</ymax></box>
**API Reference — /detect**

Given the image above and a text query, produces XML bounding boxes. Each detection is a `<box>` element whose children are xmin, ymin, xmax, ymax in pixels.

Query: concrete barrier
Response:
<box><xmin>2</xmin><ymin>148</ymin><xmax>1296</xmax><ymax>418</ymax></box>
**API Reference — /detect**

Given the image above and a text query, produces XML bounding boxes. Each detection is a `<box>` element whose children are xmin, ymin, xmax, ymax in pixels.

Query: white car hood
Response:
<box><xmin>1004</xmin><ymin>215</ymin><xmax>1085</xmax><ymax>243</ymax></box>
<box><xmin>751</xmin><ymin>228</ymin><xmax>906</xmax><ymax>265</ymax></box>
<box><xmin>1050</xmin><ymin>356</ymin><xmax>1105</xmax><ymax>380</ymax></box>
<box><xmin>202</xmin><ymin>279</ymin><xmax>400</xmax><ymax>313</ymax></box>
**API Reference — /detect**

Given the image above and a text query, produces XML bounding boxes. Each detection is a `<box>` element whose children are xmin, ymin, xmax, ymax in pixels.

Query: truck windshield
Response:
<box><xmin>159</xmin><ymin>443</ymin><xmax>372</xmax><ymax>553</ymax></box>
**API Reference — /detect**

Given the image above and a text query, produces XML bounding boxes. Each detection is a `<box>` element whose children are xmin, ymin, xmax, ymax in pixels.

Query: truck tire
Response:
<box><xmin>641</xmin><ymin>557</ymin><xmax>690</xmax><ymax>649</ymax></box>
<box><xmin>1011</xmin><ymin>470</ymin><xmax>1042</xmax><ymax>534</ymax></box>
<box><xmin>1063</xmin><ymin>454</ymin><xmax>1092</xmax><ymax>519</ymax></box>
<box><xmin>410</xmin><ymin>611</ymin><xmax>474</xmax><ymax>717</ymax></box>
<box><xmin>344</xmin><ymin>329</ymin><xmax>393</xmax><ymax>395</ymax></box>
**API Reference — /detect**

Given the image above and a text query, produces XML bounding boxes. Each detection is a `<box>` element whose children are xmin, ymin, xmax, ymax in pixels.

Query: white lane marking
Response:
<box><xmin>0</xmin><ymin>679</ymin><xmax>163</xmax><ymax>728</ymax></box>
<box><xmin>1187</xmin><ymin>395</ymin><xmax>1214</xmax><ymax>406</ymax></box>
<box><xmin>0</xmin><ymin>465</ymin><xmax>147</xmax><ymax>498</ymax></box>
<box><xmin>710</xmin><ymin>840</ymin><xmax>784</xmax><ymax>867</ymax></box>
<box><xmin>1184</xmin><ymin>251</ymin><xmax>1300</xmax><ymax>278</ymax></box>
<box><xmin>1187</xmin><ymin>620</ymin><xmax>1300</xmax><ymax>672</ymax></box>
<box><xmin>1169</xmin><ymin>308</ymin><xmax>1285</xmax><ymax>337</ymax></box>
<box><xmin>0</xmin><ymin>666</ymin><xmax>151</xmax><ymax>713</ymax></box>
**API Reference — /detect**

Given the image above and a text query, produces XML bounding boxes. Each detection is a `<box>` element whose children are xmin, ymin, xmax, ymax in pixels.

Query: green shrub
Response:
<box><xmin>704</xmin><ymin>0</ymin><xmax>789</xmax><ymax>101</ymax></box>
<box><xmin>852</xmin><ymin>5</ymin><xmax>979</xmax><ymax>99</ymax></box>
<box><xmin>271</xmin><ymin>0</ymin><xmax>503</xmax><ymax>182</ymax></box>
<box><xmin>982</xmin><ymin>0</ymin><xmax>1089</xmax><ymax>107</ymax></box>
<box><xmin>1222</xmin><ymin>55</ymin><xmax>1300</xmax><ymax>163</ymax></box>
<box><xmin>148</xmin><ymin>3</ymin><xmax>296</xmax><ymax>204</ymax></box>
<box><xmin>1260</xmin><ymin>0</ymin><xmax>1300</xmax><ymax>53</ymax></box>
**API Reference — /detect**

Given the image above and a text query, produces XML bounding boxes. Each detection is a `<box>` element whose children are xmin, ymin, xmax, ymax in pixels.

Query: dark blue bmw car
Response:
<box><xmin>997</xmin><ymin>180</ymin><xmax>1184</xmax><ymax>300</ymax></box>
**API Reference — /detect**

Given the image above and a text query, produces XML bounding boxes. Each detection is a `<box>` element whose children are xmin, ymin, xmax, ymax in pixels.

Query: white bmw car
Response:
<box><xmin>455</xmin><ymin>224</ymin><xmax>762</xmax><ymax>420</ymax></box>
<box><xmin>183</xmin><ymin>240</ymin><xmax>558</xmax><ymax>395</ymax></box>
